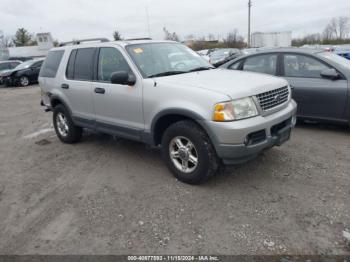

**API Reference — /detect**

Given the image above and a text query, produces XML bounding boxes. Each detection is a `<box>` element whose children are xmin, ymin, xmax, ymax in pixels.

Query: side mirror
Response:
<box><xmin>320</xmin><ymin>68</ymin><xmax>340</xmax><ymax>80</ymax></box>
<box><xmin>111</xmin><ymin>71</ymin><xmax>136</xmax><ymax>86</ymax></box>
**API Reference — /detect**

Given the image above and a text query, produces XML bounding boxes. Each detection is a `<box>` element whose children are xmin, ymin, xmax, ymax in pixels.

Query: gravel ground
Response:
<box><xmin>0</xmin><ymin>85</ymin><xmax>349</xmax><ymax>255</ymax></box>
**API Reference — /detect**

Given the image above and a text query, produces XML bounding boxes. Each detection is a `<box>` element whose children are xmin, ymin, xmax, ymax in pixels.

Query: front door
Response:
<box><xmin>93</xmin><ymin>47</ymin><xmax>143</xmax><ymax>140</ymax></box>
<box><xmin>282</xmin><ymin>53</ymin><xmax>348</xmax><ymax>120</ymax></box>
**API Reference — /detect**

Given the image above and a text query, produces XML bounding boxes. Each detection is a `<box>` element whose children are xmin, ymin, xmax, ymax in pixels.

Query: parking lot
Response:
<box><xmin>0</xmin><ymin>85</ymin><xmax>349</xmax><ymax>255</ymax></box>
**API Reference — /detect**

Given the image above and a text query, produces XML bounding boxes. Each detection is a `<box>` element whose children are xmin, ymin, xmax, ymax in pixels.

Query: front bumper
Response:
<box><xmin>2</xmin><ymin>76</ymin><xmax>16</xmax><ymax>86</ymax></box>
<box><xmin>201</xmin><ymin>100</ymin><xmax>297</xmax><ymax>164</ymax></box>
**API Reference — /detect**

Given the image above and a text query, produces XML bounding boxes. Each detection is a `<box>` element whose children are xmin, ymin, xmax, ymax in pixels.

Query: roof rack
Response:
<box><xmin>59</xmin><ymin>38</ymin><xmax>110</xmax><ymax>47</ymax></box>
<box><xmin>124</xmin><ymin>38</ymin><xmax>152</xmax><ymax>41</ymax></box>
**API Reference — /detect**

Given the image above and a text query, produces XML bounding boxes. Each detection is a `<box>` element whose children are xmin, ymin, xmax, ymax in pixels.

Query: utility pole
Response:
<box><xmin>248</xmin><ymin>0</ymin><xmax>252</xmax><ymax>47</ymax></box>
<box><xmin>145</xmin><ymin>1</ymin><xmax>151</xmax><ymax>38</ymax></box>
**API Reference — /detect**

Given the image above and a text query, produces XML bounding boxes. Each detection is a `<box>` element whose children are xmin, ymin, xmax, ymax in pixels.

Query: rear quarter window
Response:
<box><xmin>40</xmin><ymin>50</ymin><xmax>64</xmax><ymax>78</ymax></box>
<box><xmin>73</xmin><ymin>48</ymin><xmax>95</xmax><ymax>81</ymax></box>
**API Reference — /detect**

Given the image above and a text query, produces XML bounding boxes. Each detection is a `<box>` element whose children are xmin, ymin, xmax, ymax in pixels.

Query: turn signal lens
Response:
<box><xmin>213</xmin><ymin>102</ymin><xmax>235</xmax><ymax>121</ymax></box>
<box><xmin>213</xmin><ymin>97</ymin><xmax>259</xmax><ymax>122</ymax></box>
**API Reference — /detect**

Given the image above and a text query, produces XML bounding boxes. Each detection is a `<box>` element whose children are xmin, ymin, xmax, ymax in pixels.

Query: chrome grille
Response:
<box><xmin>256</xmin><ymin>86</ymin><xmax>289</xmax><ymax>111</ymax></box>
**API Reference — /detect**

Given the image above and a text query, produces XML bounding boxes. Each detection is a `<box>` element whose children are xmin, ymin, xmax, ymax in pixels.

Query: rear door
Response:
<box><xmin>92</xmin><ymin>46</ymin><xmax>143</xmax><ymax>140</ymax></box>
<box><xmin>63</xmin><ymin>48</ymin><xmax>96</xmax><ymax>124</ymax></box>
<box><xmin>282</xmin><ymin>53</ymin><xmax>347</xmax><ymax>120</ymax></box>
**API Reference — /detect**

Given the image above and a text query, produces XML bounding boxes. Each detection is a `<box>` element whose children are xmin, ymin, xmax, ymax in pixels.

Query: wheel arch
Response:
<box><xmin>50</xmin><ymin>95</ymin><xmax>73</xmax><ymax>116</ymax></box>
<box><xmin>151</xmin><ymin>109</ymin><xmax>210</xmax><ymax>146</ymax></box>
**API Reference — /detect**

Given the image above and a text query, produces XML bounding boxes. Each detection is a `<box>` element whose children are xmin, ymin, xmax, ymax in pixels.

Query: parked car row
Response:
<box><xmin>0</xmin><ymin>59</ymin><xmax>44</xmax><ymax>87</ymax></box>
<box><xmin>197</xmin><ymin>48</ymin><xmax>242</xmax><ymax>67</ymax></box>
<box><xmin>220</xmin><ymin>48</ymin><xmax>350</xmax><ymax>125</ymax></box>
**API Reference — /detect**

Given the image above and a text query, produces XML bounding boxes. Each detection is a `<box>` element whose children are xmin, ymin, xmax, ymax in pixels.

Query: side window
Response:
<box><xmin>74</xmin><ymin>48</ymin><xmax>95</xmax><ymax>81</ymax></box>
<box><xmin>284</xmin><ymin>54</ymin><xmax>330</xmax><ymax>78</ymax></box>
<box><xmin>66</xmin><ymin>49</ymin><xmax>77</xmax><ymax>80</ymax></box>
<box><xmin>0</xmin><ymin>63</ymin><xmax>8</xmax><ymax>70</ymax></box>
<box><xmin>243</xmin><ymin>54</ymin><xmax>278</xmax><ymax>75</ymax></box>
<box><xmin>40</xmin><ymin>50</ymin><xmax>64</xmax><ymax>78</ymax></box>
<box><xmin>97</xmin><ymin>47</ymin><xmax>131</xmax><ymax>82</ymax></box>
<box><xmin>11</xmin><ymin>62</ymin><xmax>20</xmax><ymax>69</ymax></box>
<box><xmin>228</xmin><ymin>61</ymin><xmax>242</xmax><ymax>70</ymax></box>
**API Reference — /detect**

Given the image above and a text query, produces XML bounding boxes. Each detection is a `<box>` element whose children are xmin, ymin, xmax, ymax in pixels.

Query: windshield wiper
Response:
<box><xmin>148</xmin><ymin>71</ymin><xmax>187</xmax><ymax>78</ymax></box>
<box><xmin>188</xmin><ymin>67</ymin><xmax>214</xmax><ymax>72</ymax></box>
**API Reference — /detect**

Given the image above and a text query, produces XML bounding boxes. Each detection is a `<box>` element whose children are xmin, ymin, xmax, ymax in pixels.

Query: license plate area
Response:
<box><xmin>276</xmin><ymin>127</ymin><xmax>291</xmax><ymax>146</ymax></box>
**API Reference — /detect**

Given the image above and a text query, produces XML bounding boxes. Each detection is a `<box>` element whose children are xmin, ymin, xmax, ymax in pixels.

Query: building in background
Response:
<box><xmin>0</xmin><ymin>32</ymin><xmax>54</xmax><ymax>61</ymax></box>
<box><xmin>251</xmin><ymin>31</ymin><xmax>292</xmax><ymax>48</ymax></box>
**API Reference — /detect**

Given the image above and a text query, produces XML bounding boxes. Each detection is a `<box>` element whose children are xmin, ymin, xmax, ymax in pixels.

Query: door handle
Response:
<box><xmin>61</xmin><ymin>83</ymin><xmax>69</xmax><ymax>89</ymax></box>
<box><xmin>94</xmin><ymin>87</ymin><xmax>105</xmax><ymax>94</ymax></box>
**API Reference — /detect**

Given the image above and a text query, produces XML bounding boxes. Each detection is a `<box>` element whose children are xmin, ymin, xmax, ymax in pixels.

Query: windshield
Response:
<box><xmin>14</xmin><ymin>60</ymin><xmax>36</xmax><ymax>70</ymax></box>
<box><xmin>318</xmin><ymin>52</ymin><xmax>350</xmax><ymax>70</ymax></box>
<box><xmin>126</xmin><ymin>42</ymin><xmax>213</xmax><ymax>78</ymax></box>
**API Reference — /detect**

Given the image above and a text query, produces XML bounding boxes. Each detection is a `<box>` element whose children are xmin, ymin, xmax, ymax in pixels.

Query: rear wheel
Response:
<box><xmin>161</xmin><ymin>120</ymin><xmax>220</xmax><ymax>185</ymax></box>
<box><xmin>53</xmin><ymin>104</ymin><xmax>82</xmax><ymax>143</ymax></box>
<box><xmin>19</xmin><ymin>76</ymin><xmax>29</xmax><ymax>87</ymax></box>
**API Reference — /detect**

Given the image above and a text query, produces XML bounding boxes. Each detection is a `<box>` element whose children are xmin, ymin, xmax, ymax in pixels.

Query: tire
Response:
<box><xmin>161</xmin><ymin>120</ymin><xmax>220</xmax><ymax>185</ymax></box>
<box><xmin>53</xmin><ymin>104</ymin><xmax>82</xmax><ymax>144</ymax></box>
<box><xmin>19</xmin><ymin>76</ymin><xmax>30</xmax><ymax>87</ymax></box>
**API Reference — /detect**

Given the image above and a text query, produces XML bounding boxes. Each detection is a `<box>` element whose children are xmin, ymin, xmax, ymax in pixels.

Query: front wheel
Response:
<box><xmin>53</xmin><ymin>104</ymin><xmax>82</xmax><ymax>144</ymax></box>
<box><xmin>19</xmin><ymin>76</ymin><xmax>30</xmax><ymax>87</ymax></box>
<box><xmin>161</xmin><ymin>120</ymin><xmax>220</xmax><ymax>185</ymax></box>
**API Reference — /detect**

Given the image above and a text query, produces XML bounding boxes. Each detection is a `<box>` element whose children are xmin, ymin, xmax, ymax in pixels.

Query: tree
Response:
<box><xmin>222</xmin><ymin>29</ymin><xmax>246</xmax><ymax>48</ymax></box>
<box><xmin>113</xmin><ymin>30</ymin><xmax>123</xmax><ymax>41</ymax></box>
<box><xmin>163</xmin><ymin>27</ymin><xmax>180</xmax><ymax>42</ymax></box>
<box><xmin>323</xmin><ymin>16</ymin><xmax>350</xmax><ymax>40</ymax></box>
<box><xmin>12</xmin><ymin>28</ymin><xmax>36</xmax><ymax>47</ymax></box>
<box><xmin>0</xmin><ymin>35</ymin><xmax>14</xmax><ymax>47</ymax></box>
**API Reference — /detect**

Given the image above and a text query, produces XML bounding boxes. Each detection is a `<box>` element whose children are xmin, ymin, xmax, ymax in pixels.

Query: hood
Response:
<box><xmin>155</xmin><ymin>69</ymin><xmax>288</xmax><ymax>99</ymax></box>
<box><xmin>0</xmin><ymin>69</ymin><xmax>16</xmax><ymax>77</ymax></box>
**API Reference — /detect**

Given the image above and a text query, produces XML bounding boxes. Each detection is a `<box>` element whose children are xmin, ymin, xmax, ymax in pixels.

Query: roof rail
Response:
<box><xmin>59</xmin><ymin>38</ymin><xmax>110</xmax><ymax>47</ymax></box>
<box><xmin>124</xmin><ymin>38</ymin><xmax>152</xmax><ymax>41</ymax></box>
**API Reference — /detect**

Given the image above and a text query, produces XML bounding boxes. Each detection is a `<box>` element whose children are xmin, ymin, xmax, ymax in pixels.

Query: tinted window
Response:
<box><xmin>10</xmin><ymin>62</ymin><xmax>20</xmax><ymax>69</ymax></box>
<box><xmin>98</xmin><ymin>48</ymin><xmax>131</xmax><ymax>82</ymax></box>
<box><xmin>66</xmin><ymin>49</ymin><xmax>77</xmax><ymax>79</ymax></box>
<box><xmin>284</xmin><ymin>54</ymin><xmax>330</xmax><ymax>78</ymax></box>
<box><xmin>0</xmin><ymin>63</ymin><xmax>10</xmax><ymax>70</ymax></box>
<box><xmin>74</xmin><ymin>48</ymin><xmax>95</xmax><ymax>81</ymax></box>
<box><xmin>228</xmin><ymin>61</ymin><xmax>241</xmax><ymax>70</ymax></box>
<box><xmin>32</xmin><ymin>61</ymin><xmax>43</xmax><ymax>68</ymax></box>
<box><xmin>243</xmin><ymin>54</ymin><xmax>278</xmax><ymax>75</ymax></box>
<box><xmin>40</xmin><ymin>50</ymin><xmax>64</xmax><ymax>78</ymax></box>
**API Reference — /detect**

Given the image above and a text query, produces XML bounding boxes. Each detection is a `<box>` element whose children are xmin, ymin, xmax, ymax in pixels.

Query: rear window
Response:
<box><xmin>40</xmin><ymin>50</ymin><xmax>64</xmax><ymax>78</ymax></box>
<box><xmin>73</xmin><ymin>48</ymin><xmax>95</xmax><ymax>81</ymax></box>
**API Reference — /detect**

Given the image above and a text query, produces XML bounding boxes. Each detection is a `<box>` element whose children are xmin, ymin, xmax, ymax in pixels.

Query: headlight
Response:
<box><xmin>213</xmin><ymin>97</ymin><xmax>258</xmax><ymax>121</ymax></box>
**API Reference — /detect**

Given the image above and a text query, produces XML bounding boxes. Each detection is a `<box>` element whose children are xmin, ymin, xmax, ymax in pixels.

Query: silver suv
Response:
<box><xmin>39</xmin><ymin>39</ymin><xmax>297</xmax><ymax>184</ymax></box>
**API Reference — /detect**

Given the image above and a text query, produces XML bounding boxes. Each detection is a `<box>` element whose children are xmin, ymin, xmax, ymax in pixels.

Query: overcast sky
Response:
<box><xmin>1</xmin><ymin>0</ymin><xmax>350</xmax><ymax>42</ymax></box>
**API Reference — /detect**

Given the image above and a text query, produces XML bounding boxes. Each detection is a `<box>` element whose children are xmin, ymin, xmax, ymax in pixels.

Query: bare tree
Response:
<box><xmin>0</xmin><ymin>35</ymin><xmax>14</xmax><ymax>47</ymax></box>
<box><xmin>208</xmin><ymin>33</ymin><xmax>216</xmax><ymax>41</ymax></box>
<box><xmin>339</xmin><ymin>16</ymin><xmax>350</xmax><ymax>39</ymax></box>
<box><xmin>323</xmin><ymin>16</ymin><xmax>350</xmax><ymax>40</ymax></box>
<box><xmin>163</xmin><ymin>27</ymin><xmax>180</xmax><ymax>42</ymax></box>
<box><xmin>222</xmin><ymin>29</ymin><xmax>245</xmax><ymax>48</ymax></box>
<box><xmin>113</xmin><ymin>30</ymin><xmax>123</xmax><ymax>41</ymax></box>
